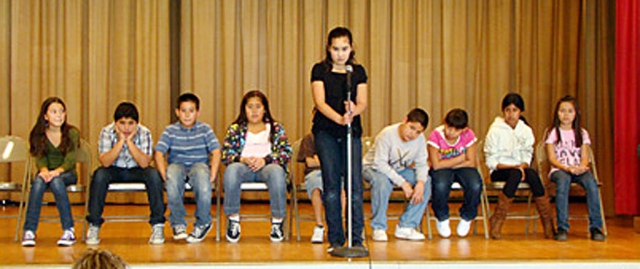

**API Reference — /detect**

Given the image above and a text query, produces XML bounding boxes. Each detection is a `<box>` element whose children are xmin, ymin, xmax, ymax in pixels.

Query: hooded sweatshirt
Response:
<box><xmin>483</xmin><ymin>116</ymin><xmax>534</xmax><ymax>173</ymax></box>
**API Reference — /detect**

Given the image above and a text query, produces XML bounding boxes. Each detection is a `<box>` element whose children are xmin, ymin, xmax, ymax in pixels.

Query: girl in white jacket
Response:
<box><xmin>484</xmin><ymin>93</ymin><xmax>554</xmax><ymax>239</ymax></box>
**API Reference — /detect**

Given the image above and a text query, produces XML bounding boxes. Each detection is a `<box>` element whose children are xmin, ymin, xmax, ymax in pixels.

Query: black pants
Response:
<box><xmin>490</xmin><ymin>167</ymin><xmax>545</xmax><ymax>198</ymax></box>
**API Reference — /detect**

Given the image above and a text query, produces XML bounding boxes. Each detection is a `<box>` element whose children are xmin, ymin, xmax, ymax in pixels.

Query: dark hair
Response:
<box><xmin>177</xmin><ymin>92</ymin><xmax>200</xmax><ymax>110</ymax></box>
<box><xmin>29</xmin><ymin>97</ymin><xmax>77</xmax><ymax>157</ymax></box>
<box><xmin>322</xmin><ymin>27</ymin><xmax>356</xmax><ymax>67</ymax></box>
<box><xmin>501</xmin><ymin>93</ymin><xmax>529</xmax><ymax>125</ymax></box>
<box><xmin>444</xmin><ymin>108</ymin><xmax>469</xmax><ymax>129</ymax></box>
<box><xmin>233</xmin><ymin>91</ymin><xmax>278</xmax><ymax>141</ymax></box>
<box><xmin>547</xmin><ymin>95</ymin><xmax>583</xmax><ymax>147</ymax></box>
<box><xmin>406</xmin><ymin>108</ymin><xmax>429</xmax><ymax>129</ymax></box>
<box><xmin>113</xmin><ymin>102</ymin><xmax>139</xmax><ymax>122</ymax></box>
<box><xmin>72</xmin><ymin>249</ymin><xmax>127</xmax><ymax>269</ymax></box>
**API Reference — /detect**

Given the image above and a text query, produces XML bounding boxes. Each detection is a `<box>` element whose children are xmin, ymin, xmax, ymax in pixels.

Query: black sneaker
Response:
<box><xmin>186</xmin><ymin>223</ymin><xmax>212</xmax><ymax>244</ymax></box>
<box><xmin>327</xmin><ymin>243</ymin><xmax>342</xmax><ymax>253</ymax></box>
<box><xmin>226</xmin><ymin>219</ymin><xmax>241</xmax><ymax>243</ymax></box>
<box><xmin>590</xmin><ymin>227</ymin><xmax>605</xmax><ymax>241</ymax></box>
<box><xmin>269</xmin><ymin>222</ymin><xmax>284</xmax><ymax>242</ymax></box>
<box><xmin>555</xmin><ymin>228</ymin><xmax>568</xmax><ymax>241</ymax></box>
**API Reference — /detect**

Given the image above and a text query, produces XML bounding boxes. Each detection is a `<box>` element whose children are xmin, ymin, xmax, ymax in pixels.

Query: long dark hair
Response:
<box><xmin>548</xmin><ymin>95</ymin><xmax>583</xmax><ymax>147</ymax></box>
<box><xmin>322</xmin><ymin>27</ymin><xmax>356</xmax><ymax>68</ymax></box>
<box><xmin>233</xmin><ymin>91</ymin><xmax>277</xmax><ymax>140</ymax></box>
<box><xmin>29</xmin><ymin>97</ymin><xmax>77</xmax><ymax>157</ymax></box>
<box><xmin>501</xmin><ymin>92</ymin><xmax>529</xmax><ymax>126</ymax></box>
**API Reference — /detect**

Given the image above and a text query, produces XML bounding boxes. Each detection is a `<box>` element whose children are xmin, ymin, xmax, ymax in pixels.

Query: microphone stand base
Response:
<box><xmin>330</xmin><ymin>246</ymin><xmax>370</xmax><ymax>258</ymax></box>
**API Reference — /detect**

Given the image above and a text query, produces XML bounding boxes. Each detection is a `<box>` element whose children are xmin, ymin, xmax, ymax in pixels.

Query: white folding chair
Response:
<box><xmin>0</xmin><ymin>136</ymin><xmax>30</xmax><ymax>242</ymax></box>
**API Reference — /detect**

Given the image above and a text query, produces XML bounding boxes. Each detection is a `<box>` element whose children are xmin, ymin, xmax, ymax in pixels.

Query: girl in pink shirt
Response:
<box><xmin>544</xmin><ymin>95</ymin><xmax>605</xmax><ymax>241</ymax></box>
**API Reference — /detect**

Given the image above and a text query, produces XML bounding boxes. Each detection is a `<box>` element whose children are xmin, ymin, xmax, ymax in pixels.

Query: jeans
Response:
<box><xmin>165</xmin><ymin>163</ymin><xmax>212</xmax><ymax>227</ymax></box>
<box><xmin>430</xmin><ymin>167</ymin><xmax>482</xmax><ymax>221</ymax></box>
<box><xmin>86</xmin><ymin>166</ymin><xmax>166</xmax><ymax>226</ymax></box>
<box><xmin>23</xmin><ymin>171</ymin><xmax>77</xmax><ymax>232</ymax></box>
<box><xmin>315</xmin><ymin>130</ymin><xmax>364</xmax><ymax>246</ymax></box>
<box><xmin>551</xmin><ymin>170</ymin><xmax>603</xmax><ymax>231</ymax></box>
<box><xmin>364</xmin><ymin>167</ymin><xmax>430</xmax><ymax>230</ymax></box>
<box><xmin>223</xmin><ymin>162</ymin><xmax>287</xmax><ymax>218</ymax></box>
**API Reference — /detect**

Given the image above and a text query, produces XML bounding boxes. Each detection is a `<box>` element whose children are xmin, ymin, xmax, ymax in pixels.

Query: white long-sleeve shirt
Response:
<box><xmin>363</xmin><ymin>123</ymin><xmax>429</xmax><ymax>186</ymax></box>
<box><xmin>483</xmin><ymin>117</ymin><xmax>534</xmax><ymax>173</ymax></box>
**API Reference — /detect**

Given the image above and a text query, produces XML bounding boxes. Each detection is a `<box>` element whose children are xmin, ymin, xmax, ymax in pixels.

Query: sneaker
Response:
<box><xmin>226</xmin><ymin>219</ymin><xmax>241</xmax><ymax>243</ymax></box>
<box><xmin>327</xmin><ymin>243</ymin><xmax>342</xmax><ymax>253</ymax></box>
<box><xmin>311</xmin><ymin>225</ymin><xmax>324</xmax><ymax>243</ymax></box>
<box><xmin>85</xmin><ymin>224</ymin><xmax>101</xmax><ymax>245</ymax></box>
<box><xmin>457</xmin><ymin>219</ymin><xmax>472</xmax><ymax>237</ymax></box>
<box><xmin>555</xmin><ymin>228</ymin><xmax>568</xmax><ymax>241</ymax></box>
<box><xmin>394</xmin><ymin>224</ymin><xmax>425</xmax><ymax>241</ymax></box>
<box><xmin>149</xmin><ymin>224</ymin><xmax>165</xmax><ymax>244</ymax></box>
<box><xmin>590</xmin><ymin>227</ymin><xmax>605</xmax><ymax>241</ymax></box>
<box><xmin>270</xmin><ymin>222</ymin><xmax>285</xmax><ymax>242</ymax></box>
<box><xmin>57</xmin><ymin>229</ymin><xmax>76</xmax><ymax>246</ymax></box>
<box><xmin>371</xmin><ymin>229</ymin><xmax>388</xmax><ymax>242</ymax></box>
<box><xmin>436</xmin><ymin>219</ymin><xmax>451</xmax><ymax>238</ymax></box>
<box><xmin>172</xmin><ymin>225</ymin><xmax>188</xmax><ymax>240</ymax></box>
<box><xmin>186</xmin><ymin>223</ymin><xmax>212</xmax><ymax>243</ymax></box>
<box><xmin>22</xmin><ymin>230</ymin><xmax>36</xmax><ymax>247</ymax></box>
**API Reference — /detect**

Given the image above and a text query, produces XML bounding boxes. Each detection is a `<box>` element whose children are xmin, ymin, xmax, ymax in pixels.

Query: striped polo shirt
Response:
<box><xmin>155</xmin><ymin>121</ymin><xmax>221</xmax><ymax>167</ymax></box>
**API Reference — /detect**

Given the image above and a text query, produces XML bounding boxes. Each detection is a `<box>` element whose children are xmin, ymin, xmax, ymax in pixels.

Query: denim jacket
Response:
<box><xmin>221</xmin><ymin>122</ymin><xmax>292</xmax><ymax>174</ymax></box>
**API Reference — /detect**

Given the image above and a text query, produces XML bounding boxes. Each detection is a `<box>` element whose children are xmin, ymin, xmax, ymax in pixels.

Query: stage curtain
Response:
<box><xmin>0</xmin><ymin>0</ymin><xmax>616</xmax><ymax>211</ymax></box>
<box><xmin>614</xmin><ymin>0</ymin><xmax>640</xmax><ymax>215</ymax></box>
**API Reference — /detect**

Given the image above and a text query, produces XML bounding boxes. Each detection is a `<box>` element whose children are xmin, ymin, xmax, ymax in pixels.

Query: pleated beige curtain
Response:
<box><xmin>0</xmin><ymin>0</ymin><xmax>616</xmax><ymax>213</ymax></box>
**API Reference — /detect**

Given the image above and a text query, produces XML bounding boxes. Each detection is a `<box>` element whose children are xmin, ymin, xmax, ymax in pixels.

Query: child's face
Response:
<box><xmin>502</xmin><ymin>104</ymin><xmax>521</xmax><ymax>128</ymax></box>
<box><xmin>328</xmin><ymin>36</ymin><xmax>352</xmax><ymax>67</ymax></box>
<box><xmin>398</xmin><ymin>120</ymin><xmax>425</xmax><ymax>142</ymax></box>
<box><xmin>44</xmin><ymin>102</ymin><xmax>66</xmax><ymax>128</ymax></box>
<box><xmin>115</xmin><ymin>117</ymin><xmax>138</xmax><ymax>137</ymax></box>
<box><xmin>443</xmin><ymin>125</ymin><xmax>465</xmax><ymax>141</ymax></box>
<box><xmin>557</xmin><ymin>101</ymin><xmax>576</xmax><ymax>127</ymax></box>
<box><xmin>175</xmin><ymin>101</ymin><xmax>199</xmax><ymax>128</ymax></box>
<box><xmin>245</xmin><ymin>97</ymin><xmax>265</xmax><ymax>124</ymax></box>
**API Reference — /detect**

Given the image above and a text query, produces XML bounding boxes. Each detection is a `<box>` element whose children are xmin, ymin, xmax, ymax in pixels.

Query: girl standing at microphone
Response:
<box><xmin>310</xmin><ymin>26</ymin><xmax>368</xmax><ymax>253</ymax></box>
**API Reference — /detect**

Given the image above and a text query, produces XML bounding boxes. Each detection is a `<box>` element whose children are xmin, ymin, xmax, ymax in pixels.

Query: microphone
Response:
<box><xmin>345</xmin><ymin>65</ymin><xmax>353</xmax><ymax>109</ymax></box>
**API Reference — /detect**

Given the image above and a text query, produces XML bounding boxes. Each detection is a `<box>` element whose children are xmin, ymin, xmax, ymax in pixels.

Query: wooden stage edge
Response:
<box><xmin>1</xmin><ymin>203</ymin><xmax>640</xmax><ymax>268</ymax></box>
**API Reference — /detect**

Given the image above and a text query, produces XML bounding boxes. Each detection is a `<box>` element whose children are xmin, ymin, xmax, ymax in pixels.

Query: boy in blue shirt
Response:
<box><xmin>155</xmin><ymin>93</ymin><xmax>222</xmax><ymax>243</ymax></box>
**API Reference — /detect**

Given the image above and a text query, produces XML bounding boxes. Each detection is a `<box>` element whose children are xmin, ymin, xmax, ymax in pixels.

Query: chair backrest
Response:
<box><xmin>0</xmin><ymin>136</ymin><xmax>30</xmax><ymax>163</ymax></box>
<box><xmin>362</xmin><ymin>136</ymin><xmax>374</xmax><ymax>156</ymax></box>
<box><xmin>289</xmin><ymin>139</ymin><xmax>303</xmax><ymax>186</ymax></box>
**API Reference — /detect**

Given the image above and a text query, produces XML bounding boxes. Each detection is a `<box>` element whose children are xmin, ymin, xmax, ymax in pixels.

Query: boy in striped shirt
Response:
<box><xmin>155</xmin><ymin>93</ymin><xmax>222</xmax><ymax>243</ymax></box>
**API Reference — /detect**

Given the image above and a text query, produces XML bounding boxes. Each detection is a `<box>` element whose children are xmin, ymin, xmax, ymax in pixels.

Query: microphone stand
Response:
<box><xmin>331</xmin><ymin>67</ymin><xmax>369</xmax><ymax>258</ymax></box>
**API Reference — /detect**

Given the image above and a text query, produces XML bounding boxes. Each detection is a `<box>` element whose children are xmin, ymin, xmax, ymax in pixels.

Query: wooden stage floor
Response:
<box><xmin>1</xmin><ymin>202</ymin><xmax>639</xmax><ymax>267</ymax></box>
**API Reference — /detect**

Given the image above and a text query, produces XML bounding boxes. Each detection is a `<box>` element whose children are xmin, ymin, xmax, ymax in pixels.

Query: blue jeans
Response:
<box><xmin>315</xmin><ymin>131</ymin><xmax>364</xmax><ymax>246</ymax></box>
<box><xmin>165</xmin><ymin>163</ymin><xmax>212</xmax><ymax>227</ymax></box>
<box><xmin>430</xmin><ymin>167</ymin><xmax>483</xmax><ymax>221</ymax></box>
<box><xmin>223</xmin><ymin>162</ymin><xmax>287</xmax><ymax>218</ymax></box>
<box><xmin>551</xmin><ymin>170</ymin><xmax>603</xmax><ymax>231</ymax></box>
<box><xmin>86</xmin><ymin>166</ymin><xmax>166</xmax><ymax>226</ymax></box>
<box><xmin>23</xmin><ymin>171</ymin><xmax>77</xmax><ymax>232</ymax></box>
<box><xmin>364</xmin><ymin>167</ymin><xmax>430</xmax><ymax>230</ymax></box>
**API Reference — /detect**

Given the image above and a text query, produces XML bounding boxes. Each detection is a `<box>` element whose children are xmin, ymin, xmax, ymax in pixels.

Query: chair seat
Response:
<box><xmin>0</xmin><ymin>182</ymin><xmax>22</xmax><ymax>191</ymax></box>
<box><xmin>65</xmin><ymin>184</ymin><xmax>86</xmax><ymax>193</ymax></box>
<box><xmin>241</xmin><ymin>182</ymin><xmax>268</xmax><ymax>190</ymax></box>
<box><xmin>108</xmin><ymin>183</ymin><xmax>147</xmax><ymax>191</ymax></box>
<box><xmin>485</xmin><ymin>181</ymin><xmax>531</xmax><ymax>190</ymax></box>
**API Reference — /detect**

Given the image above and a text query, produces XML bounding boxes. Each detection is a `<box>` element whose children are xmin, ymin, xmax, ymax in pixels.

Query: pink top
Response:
<box><xmin>544</xmin><ymin>128</ymin><xmax>591</xmax><ymax>175</ymax></box>
<box><xmin>427</xmin><ymin>125</ymin><xmax>477</xmax><ymax>160</ymax></box>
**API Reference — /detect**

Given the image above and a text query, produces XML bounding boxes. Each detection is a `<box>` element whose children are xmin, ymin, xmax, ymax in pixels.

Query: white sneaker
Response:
<box><xmin>311</xmin><ymin>226</ymin><xmax>324</xmax><ymax>243</ymax></box>
<box><xmin>85</xmin><ymin>225</ymin><xmax>101</xmax><ymax>245</ymax></box>
<box><xmin>457</xmin><ymin>219</ymin><xmax>472</xmax><ymax>237</ymax></box>
<box><xmin>394</xmin><ymin>225</ymin><xmax>425</xmax><ymax>241</ymax></box>
<box><xmin>57</xmin><ymin>228</ymin><xmax>76</xmax><ymax>246</ymax></box>
<box><xmin>436</xmin><ymin>219</ymin><xmax>451</xmax><ymax>238</ymax></box>
<box><xmin>371</xmin><ymin>229</ymin><xmax>388</xmax><ymax>242</ymax></box>
<box><xmin>149</xmin><ymin>224</ymin><xmax>165</xmax><ymax>244</ymax></box>
<box><xmin>22</xmin><ymin>230</ymin><xmax>36</xmax><ymax>247</ymax></box>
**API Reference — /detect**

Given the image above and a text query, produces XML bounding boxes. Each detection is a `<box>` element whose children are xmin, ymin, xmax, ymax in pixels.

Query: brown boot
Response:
<box><xmin>534</xmin><ymin>194</ymin><xmax>556</xmax><ymax>239</ymax></box>
<box><xmin>490</xmin><ymin>192</ymin><xmax>513</xmax><ymax>239</ymax></box>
